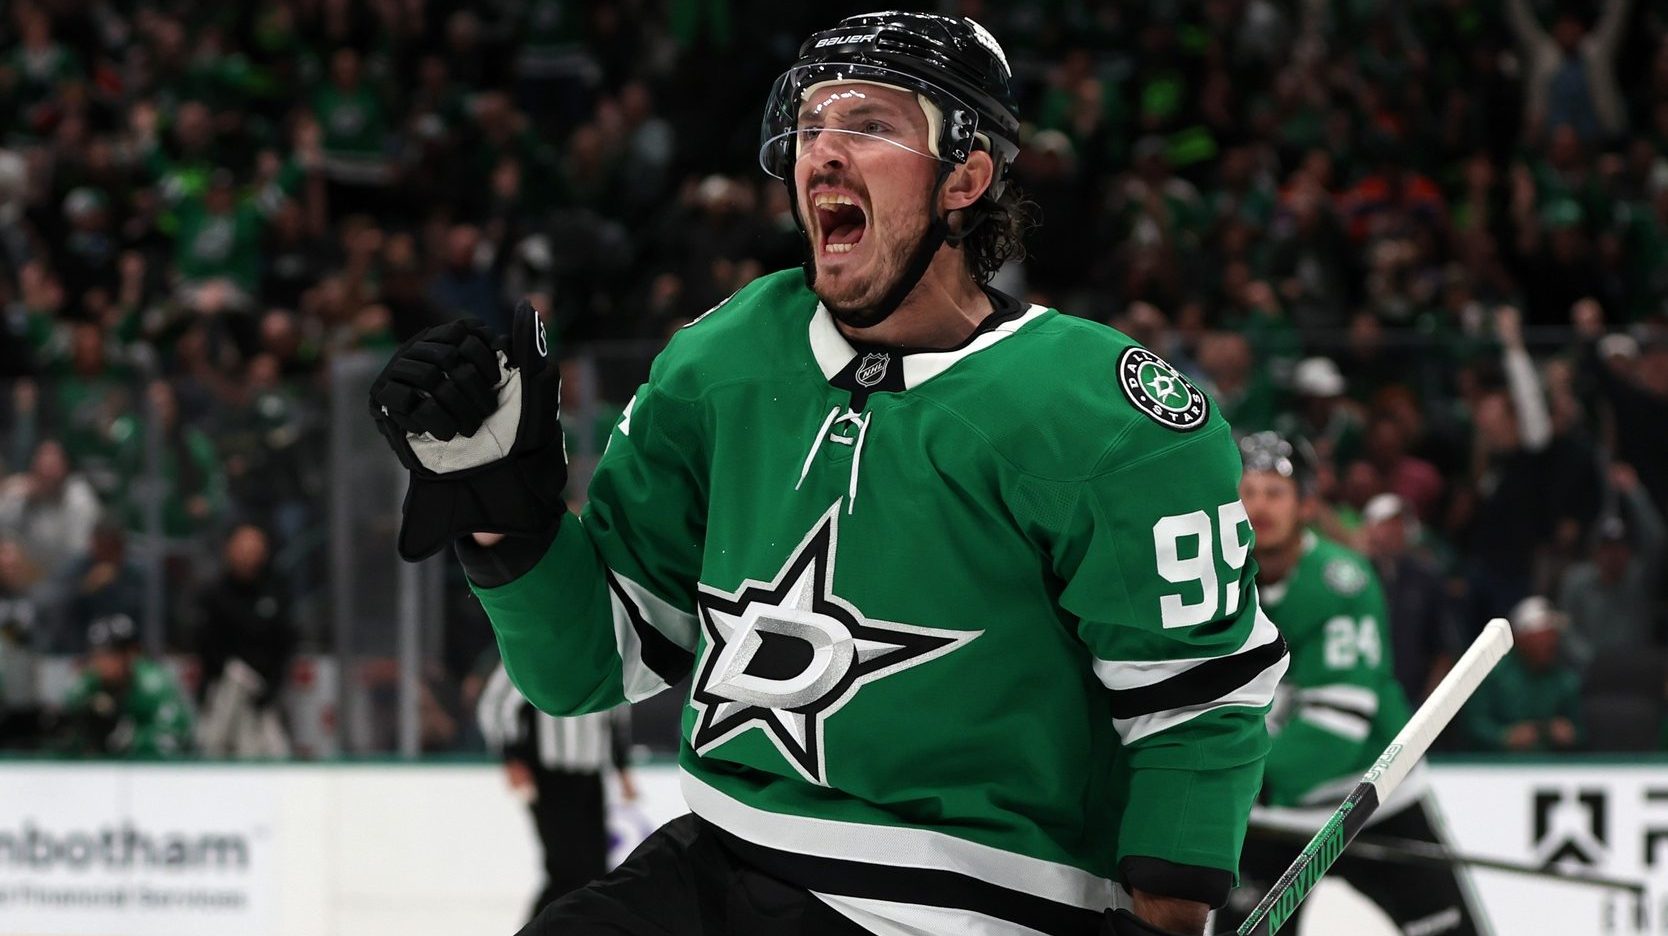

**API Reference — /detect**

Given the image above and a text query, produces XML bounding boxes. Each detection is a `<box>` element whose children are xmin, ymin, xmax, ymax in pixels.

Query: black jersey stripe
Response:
<box><xmin>1106</xmin><ymin>635</ymin><xmax>1289</xmax><ymax>720</ymax></box>
<box><xmin>706</xmin><ymin>822</ymin><xmax>1105</xmax><ymax>936</ymax></box>
<box><xmin>604</xmin><ymin>569</ymin><xmax>696</xmax><ymax>686</ymax></box>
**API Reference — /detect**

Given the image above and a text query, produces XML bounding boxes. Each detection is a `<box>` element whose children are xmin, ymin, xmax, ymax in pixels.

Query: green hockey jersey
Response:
<box><xmin>1257</xmin><ymin>532</ymin><xmax>1411</xmax><ymax>809</ymax></box>
<box><xmin>63</xmin><ymin>659</ymin><xmax>194</xmax><ymax>758</ymax></box>
<box><xmin>465</xmin><ymin>269</ymin><xmax>1289</xmax><ymax>934</ymax></box>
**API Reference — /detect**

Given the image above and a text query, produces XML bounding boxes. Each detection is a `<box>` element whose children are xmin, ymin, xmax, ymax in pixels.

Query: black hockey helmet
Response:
<box><xmin>760</xmin><ymin>11</ymin><xmax>1020</xmax><ymax>199</ymax></box>
<box><xmin>1238</xmin><ymin>431</ymin><xmax>1318</xmax><ymax>495</ymax></box>
<box><xmin>759</xmin><ymin>12</ymin><xmax>1022</xmax><ymax>325</ymax></box>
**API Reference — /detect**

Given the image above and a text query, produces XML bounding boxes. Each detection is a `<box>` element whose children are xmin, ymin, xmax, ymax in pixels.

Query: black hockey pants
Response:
<box><xmin>519</xmin><ymin>814</ymin><xmax>873</xmax><ymax>935</ymax></box>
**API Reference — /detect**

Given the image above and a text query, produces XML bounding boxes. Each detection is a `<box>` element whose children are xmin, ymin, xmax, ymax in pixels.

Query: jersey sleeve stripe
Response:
<box><xmin>1110</xmin><ymin>646</ymin><xmax>1288</xmax><ymax>745</ymax></box>
<box><xmin>603</xmin><ymin>569</ymin><xmax>697</xmax><ymax>702</ymax></box>
<box><xmin>1091</xmin><ymin>604</ymin><xmax>1282</xmax><ymax>691</ymax></box>
<box><xmin>1297</xmin><ymin>684</ymin><xmax>1380</xmax><ymax>720</ymax></box>
<box><xmin>1099</xmin><ymin>631</ymin><xmax>1289</xmax><ymax>721</ymax></box>
<box><xmin>1297</xmin><ymin>706</ymin><xmax>1372</xmax><ymax>741</ymax></box>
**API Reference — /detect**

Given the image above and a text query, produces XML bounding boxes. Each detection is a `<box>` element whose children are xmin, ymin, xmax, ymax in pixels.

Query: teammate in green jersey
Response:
<box><xmin>1213</xmin><ymin>433</ymin><xmax>1486</xmax><ymax>935</ymax></box>
<box><xmin>371</xmin><ymin>13</ymin><xmax>1288</xmax><ymax>936</ymax></box>
<box><xmin>60</xmin><ymin>613</ymin><xmax>193</xmax><ymax>757</ymax></box>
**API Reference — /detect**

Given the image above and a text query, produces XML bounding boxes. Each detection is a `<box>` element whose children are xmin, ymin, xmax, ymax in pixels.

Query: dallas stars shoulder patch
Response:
<box><xmin>1117</xmin><ymin>346</ymin><xmax>1209</xmax><ymax>432</ymax></box>
<box><xmin>1323</xmin><ymin>557</ymin><xmax>1369</xmax><ymax>597</ymax></box>
<box><xmin>689</xmin><ymin>503</ymin><xmax>980</xmax><ymax>786</ymax></box>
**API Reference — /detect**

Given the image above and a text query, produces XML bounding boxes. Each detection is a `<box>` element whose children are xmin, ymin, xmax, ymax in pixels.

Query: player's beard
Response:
<box><xmin>813</xmin><ymin>188</ymin><xmax>935</xmax><ymax>329</ymax></box>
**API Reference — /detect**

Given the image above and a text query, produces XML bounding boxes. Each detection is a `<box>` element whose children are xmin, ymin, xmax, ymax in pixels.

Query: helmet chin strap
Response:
<box><xmin>798</xmin><ymin>164</ymin><xmax>960</xmax><ymax>330</ymax></box>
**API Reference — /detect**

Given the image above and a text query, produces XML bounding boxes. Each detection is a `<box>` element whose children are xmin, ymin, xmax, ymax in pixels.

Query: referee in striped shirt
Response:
<box><xmin>478</xmin><ymin>663</ymin><xmax>637</xmax><ymax>920</ymax></box>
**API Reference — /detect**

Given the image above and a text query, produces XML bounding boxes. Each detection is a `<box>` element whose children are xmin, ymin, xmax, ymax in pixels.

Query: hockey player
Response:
<box><xmin>60</xmin><ymin>613</ymin><xmax>194</xmax><ymax>757</ymax></box>
<box><xmin>1214</xmin><ymin>433</ymin><xmax>1485</xmax><ymax>935</ymax></box>
<box><xmin>370</xmin><ymin>13</ymin><xmax>1288</xmax><ymax>936</ymax></box>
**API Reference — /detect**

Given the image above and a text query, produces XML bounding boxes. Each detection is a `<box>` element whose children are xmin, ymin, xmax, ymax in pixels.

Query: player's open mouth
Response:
<box><xmin>813</xmin><ymin>192</ymin><xmax>867</xmax><ymax>255</ymax></box>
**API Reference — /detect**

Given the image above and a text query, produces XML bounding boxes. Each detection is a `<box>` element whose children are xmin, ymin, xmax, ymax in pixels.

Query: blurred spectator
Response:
<box><xmin>313</xmin><ymin>47</ymin><xmax>393</xmax><ymax>218</ymax></box>
<box><xmin>1279</xmin><ymin>356</ymin><xmax>1363</xmax><ymax>470</ymax></box>
<box><xmin>1504</xmin><ymin>0</ymin><xmax>1632</xmax><ymax>144</ymax></box>
<box><xmin>56</xmin><ymin>521</ymin><xmax>143</xmax><ymax>654</ymax></box>
<box><xmin>49</xmin><ymin>319</ymin><xmax>131</xmax><ymax>482</ymax></box>
<box><xmin>1197</xmin><ymin>330</ymin><xmax>1279</xmax><ymax>433</ymax></box>
<box><xmin>113</xmin><ymin>380</ymin><xmax>224</xmax><ymax>539</ymax></box>
<box><xmin>1340</xmin><ymin>137</ymin><xmax>1447</xmax><ymax>248</ymax></box>
<box><xmin>1576</xmin><ymin>303</ymin><xmax>1668</xmax><ymax>515</ymax></box>
<box><xmin>1362</xmin><ymin>494</ymin><xmax>1461</xmax><ymax>705</ymax></box>
<box><xmin>1558</xmin><ymin>463</ymin><xmax>1666</xmax><ymax>664</ymax></box>
<box><xmin>176</xmin><ymin>168</ymin><xmax>264</xmax><ymax>300</ymax></box>
<box><xmin>0</xmin><ymin>538</ymin><xmax>43</xmax><ymax>748</ymax></box>
<box><xmin>0</xmin><ymin>438</ymin><xmax>100</xmax><ymax>572</ymax></box>
<box><xmin>59</xmin><ymin>613</ymin><xmax>193</xmax><ymax>758</ymax></box>
<box><xmin>55</xmin><ymin>187</ymin><xmax>119</xmax><ymax>309</ymax></box>
<box><xmin>1363</xmin><ymin>413</ymin><xmax>1446</xmax><ymax>524</ymax></box>
<box><xmin>1450</xmin><ymin>306</ymin><xmax>1554</xmax><ymax>623</ymax></box>
<box><xmin>1463</xmin><ymin>597</ymin><xmax>1584</xmax><ymax>752</ymax></box>
<box><xmin>0</xmin><ymin>537</ymin><xmax>42</xmax><ymax>658</ymax></box>
<box><xmin>1266</xmin><ymin>177</ymin><xmax>1354</xmax><ymax>332</ymax></box>
<box><xmin>216</xmin><ymin>354</ymin><xmax>316</xmax><ymax>545</ymax></box>
<box><xmin>617</xmin><ymin>81</ymin><xmax>677</xmax><ymax>220</ymax></box>
<box><xmin>429</xmin><ymin>224</ymin><xmax>504</xmax><ymax>332</ymax></box>
<box><xmin>260</xmin><ymin>201</ymin><xmax>331</xmax><ymax>313</ymax></box>
<box><xmin>193</xmin><ymin>524</ymin><xmax>294</xmax><ymax>758</ymax></box>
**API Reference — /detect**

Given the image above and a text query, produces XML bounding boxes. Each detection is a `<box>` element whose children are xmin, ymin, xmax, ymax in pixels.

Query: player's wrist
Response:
<box><xmin>453</xmin><ymin>515</ymin><xmax>564</xmax><ymax>589</ymax></box>
<box><xmin>1105</xmin><ymin>905</ymin><xmax>1203</xmax><ymax>936</ymax></box>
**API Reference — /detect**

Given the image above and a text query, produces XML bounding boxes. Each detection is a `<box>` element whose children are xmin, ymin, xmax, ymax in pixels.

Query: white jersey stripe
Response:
<box><xmin>1298</xmin><ymin>684</ymin><xmax>1379</xmax><ymax>717</ymax></box>
<box><xmin>680</xmin><ymin>769</ymin><xmax>1118</xmax><ymax>913</ymax></box>
<box><xmin>1298</xmin><ymin>706</ymin><xmax>1371</xmax><ymax>741</ymax></box>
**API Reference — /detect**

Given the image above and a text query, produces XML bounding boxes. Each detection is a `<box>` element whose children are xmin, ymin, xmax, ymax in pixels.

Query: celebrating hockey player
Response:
<box><xmin>1214</xmin><ymin>432</ymin><xmax>1485</xmax><ymax>935</ymax></box>
<box><xmin>370</xmin><ymin>13</ymin><xmax>1288</xmax><ymax>936</ymax></box>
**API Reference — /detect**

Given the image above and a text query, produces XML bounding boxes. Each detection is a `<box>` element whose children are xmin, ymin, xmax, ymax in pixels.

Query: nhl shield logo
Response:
<box><xmin>855</xmin><ymin>353</ymin><xmax>891</xmax><ymax>388</ymax></box>
<box><xmin>1118</xmin><ymin>346</ymin><xmax>1209</xmax><ymax>432</ymax></box>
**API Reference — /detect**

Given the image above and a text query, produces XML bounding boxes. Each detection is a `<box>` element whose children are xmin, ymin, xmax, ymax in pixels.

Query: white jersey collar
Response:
<box><xmin>808</xmin><ymin>300</ymin><xmax>1048</xmax><ymax>390</ymax></box>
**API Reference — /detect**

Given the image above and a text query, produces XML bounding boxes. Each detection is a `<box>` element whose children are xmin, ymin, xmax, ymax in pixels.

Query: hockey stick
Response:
<box><xmin>1235</xmin><ymin>618</ymin><xmax>1514</xmax><ymax>936</ymax></box>
<box><xmin>1248</xmin><ymin>824</ymin><xmax>1647</xmax><ymax>895</ymax></box>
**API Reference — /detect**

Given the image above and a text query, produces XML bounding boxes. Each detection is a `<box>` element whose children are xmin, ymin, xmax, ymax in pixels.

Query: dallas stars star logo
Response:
<box><xmin>1144</xmin><ymin>370</ymin><xmax>1185</xmax><ymax>407</ymax></box>
<box><xmin>690</xmin><ymin>503</ymin><xmax>980</xmax><ymax>785</ymax></box>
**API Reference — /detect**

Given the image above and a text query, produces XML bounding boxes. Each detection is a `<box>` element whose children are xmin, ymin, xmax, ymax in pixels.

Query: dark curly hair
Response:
<box><xmin>956</xmin><ymin>183</ymin><xmax>1038</xmax><ymax>285</ymax></box>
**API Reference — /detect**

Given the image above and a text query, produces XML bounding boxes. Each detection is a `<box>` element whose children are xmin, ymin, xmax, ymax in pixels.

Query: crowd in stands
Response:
<box><xmin>1</xmin><ymin>0</ymin><xmax>1666</xmax><ymax>758</ymax></box>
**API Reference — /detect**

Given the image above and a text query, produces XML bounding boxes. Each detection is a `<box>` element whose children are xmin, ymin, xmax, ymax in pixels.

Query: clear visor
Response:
<box><xmin>758</xmin><ymin>62</ymin><xmax>975</xmax><ymax>180</ymax></box>
<box><xmin>758</xmin><ymin>127</ymin><xmax>941</xmax><ymax>180</ymax></box>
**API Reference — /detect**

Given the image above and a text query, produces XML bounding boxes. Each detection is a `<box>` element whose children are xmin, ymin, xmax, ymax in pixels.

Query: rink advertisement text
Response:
<box><xmin>0</xmin><ymin>765</ymin><xmax>274</xmax><ymax>936</ymax></box>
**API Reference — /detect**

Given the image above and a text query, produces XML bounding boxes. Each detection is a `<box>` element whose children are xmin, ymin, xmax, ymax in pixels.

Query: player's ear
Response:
<box><xmin>941</xmin><ymin>150</ymin><xmax>994</xmax><ymax>212</ymax></box>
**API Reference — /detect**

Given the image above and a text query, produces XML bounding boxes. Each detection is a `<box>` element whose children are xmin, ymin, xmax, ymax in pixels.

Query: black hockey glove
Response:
<box><xmin>1103</xmin><ymin>908</ymin><xmax>1199</xmax><ymax>936</ymax></box>
<box><xmin>368</xmin><ymin>301</ymin><xmax>567</xmax><ymax>561</ymax></box>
